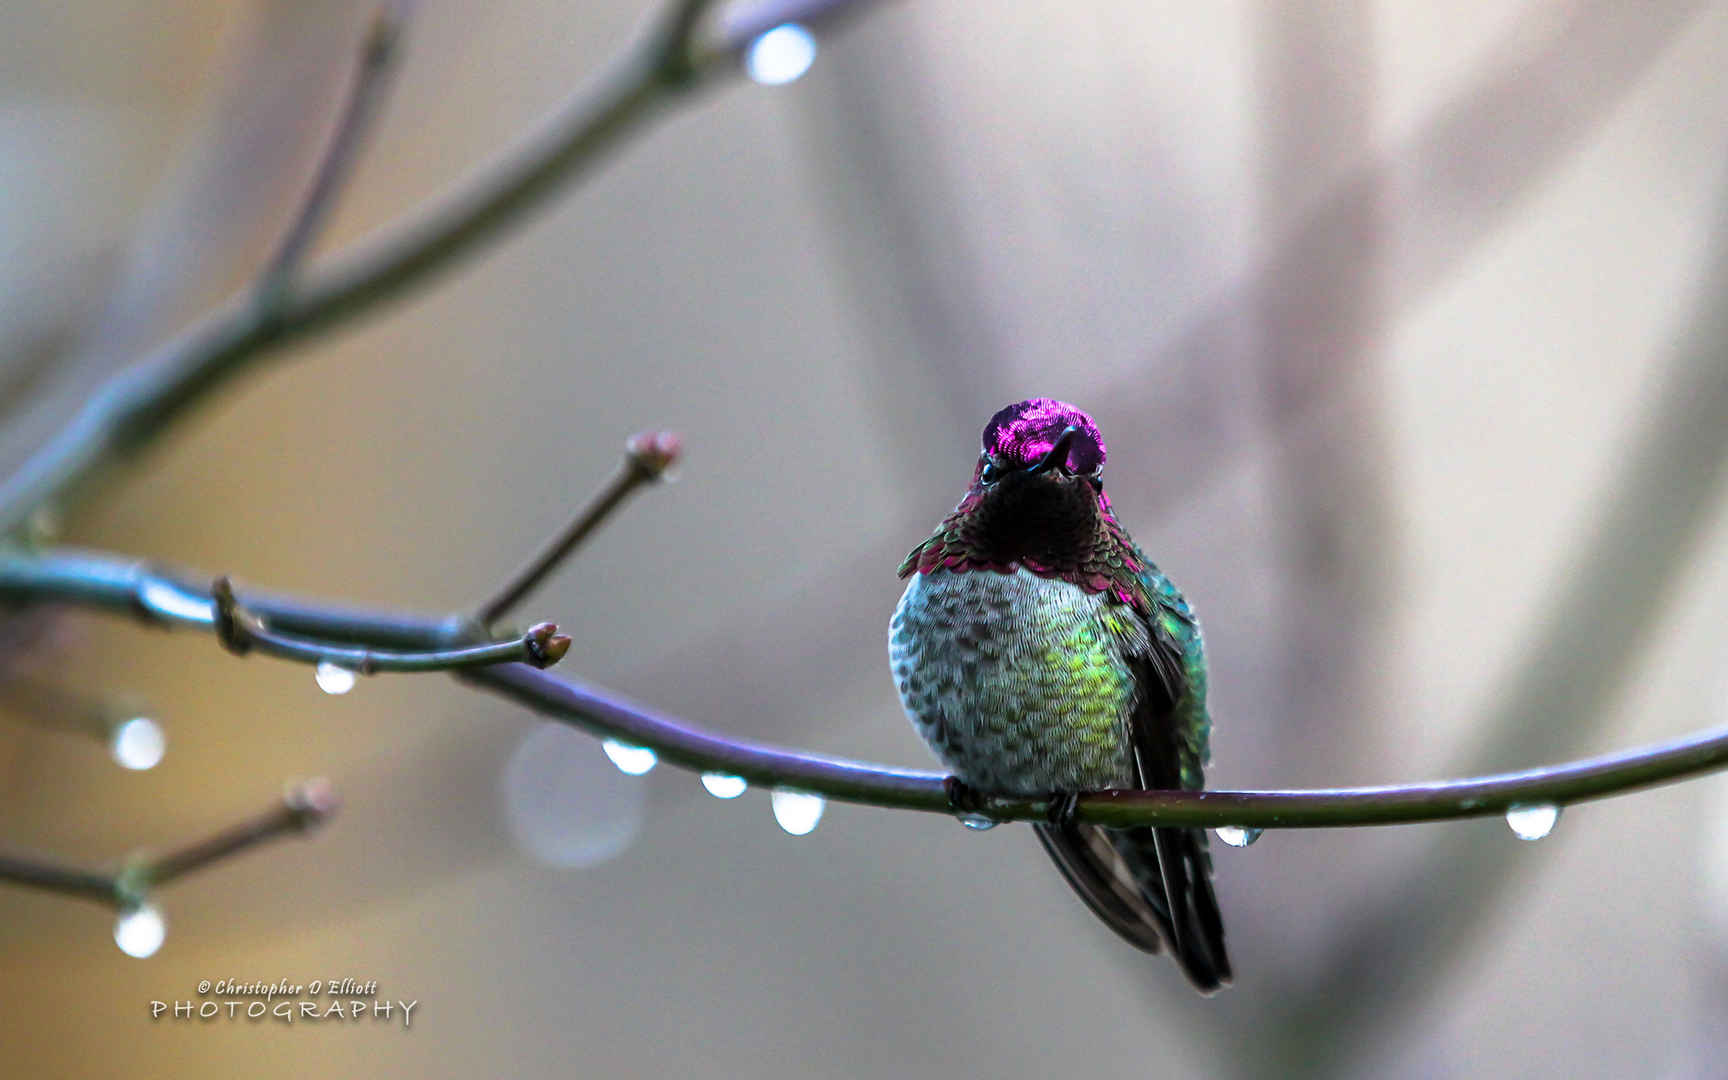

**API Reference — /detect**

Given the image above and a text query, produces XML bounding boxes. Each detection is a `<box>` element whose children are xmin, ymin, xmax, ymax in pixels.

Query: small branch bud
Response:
<box><xmin>284</xmin><ymin>778</ymin><xmax>343</xmax><ymax>830</ymax></box>
<box><xmin>625</xmin><ymin>429</ymin><xmax>683</xmax><ymax>479</ymax></box>
<box><xmin>522</xmin><ymin>622</ymin><xmax>571</xmax><ymax>668</ymax></box>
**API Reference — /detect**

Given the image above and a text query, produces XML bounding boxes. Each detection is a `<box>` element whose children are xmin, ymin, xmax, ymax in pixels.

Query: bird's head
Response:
<box><xmin>933</xmin><ymin>398</ymin><xmax>1117</xmax><ymax>571</ymax></box>
<box><xmin>967</xmin><ymin>398</ymin><xmax>1110</xmax><ymax>511</ymax></box>
<box><xmin>900</xmin><ymin>398</ymin><xmax>1134</xmax><ymax>584</ymax></box>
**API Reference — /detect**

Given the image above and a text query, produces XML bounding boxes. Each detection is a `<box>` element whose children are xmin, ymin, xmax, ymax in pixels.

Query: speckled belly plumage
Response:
<box><xmin>888</xmin><ymin>567</ymin><xmax>1137</xmax><ymax>795</ymax></box>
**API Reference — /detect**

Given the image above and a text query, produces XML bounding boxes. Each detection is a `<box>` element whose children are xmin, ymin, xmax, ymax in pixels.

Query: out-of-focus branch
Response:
<box><xmin>1251</xmin><ymin>185</ymin><xmax>1728</xmax><ymax>1075</ymax></box>
<box><xmin>477</xmin><ymin>430</ymin><xmax>682</xmax><ymax>625</ymax></box>
<box><xmin>254</xmin><ymin>0</ymin><xmax>415</xmax><ymax>318</ymax></box>
<box><xmin>0</xmin><ymin>0</ymin><xmax>887</xmax><ymax>537</ymax></box>
<box><xmin>6</xmin><ymin>544</ymin><xmax>1728</xmax><ymax>828</ymax></box>
<box><xmin>0</xmin><ymin>676</ymin><xmax>135</xmax><ymax>740</ymax></box>
<box><xmin>0</xmin><ymin>779</ymin><xmax>339</xmax><ymax>909</ymax></box>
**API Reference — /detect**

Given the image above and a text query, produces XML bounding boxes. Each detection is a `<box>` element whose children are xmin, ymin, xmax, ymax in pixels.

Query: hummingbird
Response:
<box><xmin>888</xmin><ymin>398</ymin><xmax>1231</xmax><ymax>993</ymax></box>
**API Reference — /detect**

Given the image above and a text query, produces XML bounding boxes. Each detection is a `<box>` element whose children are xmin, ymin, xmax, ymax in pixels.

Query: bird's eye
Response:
<box><xmin>1087</xmin><ymin>472</ymin><xmax>1104</xmax><ymax>491</ymax></box>
<box><xmin>980</xmin><ymin>460</ymin><xmax>1003</xmax><ymax>484</ymax></box>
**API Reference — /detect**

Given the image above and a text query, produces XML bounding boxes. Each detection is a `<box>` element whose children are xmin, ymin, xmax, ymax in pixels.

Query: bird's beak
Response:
<box><xmin>1025</xmin><ymin>426</ymin><xmax>1080</xmax><ymax>476</ymax></box>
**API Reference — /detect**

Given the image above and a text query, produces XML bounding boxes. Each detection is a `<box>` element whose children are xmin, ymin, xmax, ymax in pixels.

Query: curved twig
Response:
<box><xmin>465</xmin><ymin>662</ymin><xmax>1728</xmax><ymax>827</ymax></box>
<box><xmin>212</xmin><ymin>576</ymin><xmax>570</xmax><ymax>672</ymax></box>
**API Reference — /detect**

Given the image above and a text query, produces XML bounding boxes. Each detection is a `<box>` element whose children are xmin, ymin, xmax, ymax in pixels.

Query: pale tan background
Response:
<box><xmin>4</xmin><ymin>1</ymin><xmax>1728</xmax><ymax>1076</ymax></box>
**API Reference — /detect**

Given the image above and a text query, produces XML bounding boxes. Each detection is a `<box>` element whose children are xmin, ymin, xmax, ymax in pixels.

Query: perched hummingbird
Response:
<box><xmin>888</xmin><ymin>398</ymin><xmax>1231</xmax><ymax>993</ymax></box>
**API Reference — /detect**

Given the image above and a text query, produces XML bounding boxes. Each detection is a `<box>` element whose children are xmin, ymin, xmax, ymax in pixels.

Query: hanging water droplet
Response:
<box><xmin>1214</xmin><ymin>825</ymin><xmax>1263</xmax><ymax>848</ymax></box>
<box><xmin>956</xmin><ymin>813</ymin><xmax>998</xmax><ymax>831</ymax></box>
<box><xmin>314</xmin><ymin>662</ymin><xmax>356</xmax><ymax>696</ymax></box>
<box><xmin>1505</xmin><ymin>803</ymin><xmax>1561</xmax><ymax>841</ymax></box>
<box><xmin>110</xmin><ymin>716</ymin><xmax>166</xmax><ymax>771</ymax></box>
<box><xmin>770</xmin><ymin>790</ymin><xmax>825</xmax><ymax>836</ymax></box>
<box><xmin>700</xmin><ymin>773</ymin><xmax>747</xmax><ymax>799</ymax></box>
<box><xmin>745</xmin><ymin>23</ymin><xmax>818</xmax><ymax>86</ymax></box>
<box><xmin>601</xmin><ymin>739</ymin><xmax>657</xmax><ymax>776</ymax></box>
<box><xmin>114</xmin><ymin>903</ymin><xmax>166</xmax><ymax>958</ymax></box>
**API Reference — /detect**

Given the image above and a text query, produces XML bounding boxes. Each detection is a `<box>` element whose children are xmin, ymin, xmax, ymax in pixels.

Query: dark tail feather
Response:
<box><xmin>1145</xmin><ymin>826</ymin><xmax>1232</xmax><ymax>992</ymax></box>
<box><xmin>1034</xmin><ymin>821</ymin><xmax>1231</xmax><ymax>994</ymax></box>
<box><xmin>1034</xmin><ymin>822</ymin><xmax>1170</xmax><ymax>953</ymax></box>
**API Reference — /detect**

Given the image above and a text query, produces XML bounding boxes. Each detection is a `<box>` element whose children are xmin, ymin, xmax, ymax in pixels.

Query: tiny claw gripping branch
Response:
<box><xmin>943</xmin><ymin>776</ymin><xmax>988</xmax><ymax>817</ymax></box>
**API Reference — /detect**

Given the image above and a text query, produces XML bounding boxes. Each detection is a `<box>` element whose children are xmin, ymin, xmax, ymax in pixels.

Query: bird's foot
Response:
<box><xmin>1045</xmin><ymin>792</ymin><xmax>1081</xmax><ymax>829</ymax></box>
<box><xmin>943</xmin><ymin>776</ymin><xmax>988</xmax><ymax>817</ymax></box>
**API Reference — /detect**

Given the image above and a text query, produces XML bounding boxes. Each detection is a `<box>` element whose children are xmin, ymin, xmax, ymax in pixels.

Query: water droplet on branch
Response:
<box><xmin>956</xmin><ymin>813</ymin><xmax>998</xmax><ymax>831</ymax></box>
<box><xmin>1505</xmin><ymin>803</ymin><xmax>1561</xmax><ymax>841</ymax></box>
<box><xmin>700</xmin><ymin>773</ymin><xmax>747</xmax><ymax>799</ymax></box>
<box><xmin>314</xmin><ymin>662</ymin><xmax>356</xmax><ymax>696</ymax></box>
<box><xmin>601</xmin><ymin>739</ymin><xmax>657</xmax><ymax>776</ymax></box>
<box><xmin>771</xmin><ymin>790</ymin><xmax>825</xmax><ymax>836</ymax></box>
<box><xmin>745</xmin><ymin>24</ymin><xmax>817</xmax><ymax>86</ymax></box>
<box><xmin>1214</xmin><ymin>825</ymin><xmax>1262</xmax><ymax>848</ymax></box>
<box><xmin>114</xmin><ymin>903</ymin><xmax>166</xmax><ymax>958</ymax></box>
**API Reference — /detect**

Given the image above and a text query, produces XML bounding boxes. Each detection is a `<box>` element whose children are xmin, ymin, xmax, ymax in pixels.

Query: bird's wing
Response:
<box><xmin>1118</xmin><ymin>572</ymin><xmax>1231</xmax><ymax>991</ymax></box>
<box><xmin>1035</xmin><ymin>561</ymin><xmax>1231</xmax><ymax>993</ymax></box>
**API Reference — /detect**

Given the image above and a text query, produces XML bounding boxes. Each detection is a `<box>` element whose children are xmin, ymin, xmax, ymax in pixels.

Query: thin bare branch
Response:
<box><xmin>0</xmin><ymin>855</ymin><xmax>117</xmax><ymax>904</ymax></box>
<box><xmin>0</xmin><ymin>552</ymin><xmax>558</xmax><ymax>674</ymax></box>
<box><xmin>6</xmin><ymin>545</ymin><xmax>1728</xmax><ymax>830</ymax></box>
<box><xmin>465</xmin><ymin>662</ymin><xmax>1728</xmax><ymax>827</ymax></box>
<box><xmin>477</xmin><ymin>429</ymin><xmax>681</xmax><ymax>626</ymax></box>
<box><xmin>211</xmin><ymin>575</ymin><xmax>569</xmax><ymax>673</ymax></box>
<box><xmin>0</xmin><ymin>676</ymin><xmax>136</xmax><ymax>741</ymax></box>
<box><xmin>139</xmin><ymin>779</ymin><xmax>340</xmax><ymax>893</ymax></box>
<box><xmin>0</xmin><ymin>547</ymin><xmax>465</xmax><ymax>645</ymax></box>
<box><xmin>0</xmin><ymin>780</ymin><xmax>339</xmax><ymax>909</ymax></box>
<box><xmin>0</xmin><ymin>0</ymin><xmax>879</xmax><ymax>536</ymax></box>
<box><xmin>254</xmin><ymin>0</ymin><xmax>415</xmax><ymax>317</ymax></box>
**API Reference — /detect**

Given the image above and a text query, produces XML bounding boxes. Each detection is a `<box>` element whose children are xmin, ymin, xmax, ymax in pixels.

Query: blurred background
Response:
<box><xmin>3</xmin><ymin>0</ymin><xmax>1728</xmax><ymax>1076</ymax></box>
